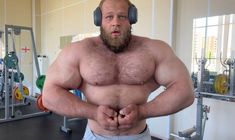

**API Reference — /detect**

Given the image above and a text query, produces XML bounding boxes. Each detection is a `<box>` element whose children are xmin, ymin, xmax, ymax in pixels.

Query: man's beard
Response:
<box><xmin>100</xmin><ymin>27</ymin><xmax>131</xmax><ymax>53</ymax></box>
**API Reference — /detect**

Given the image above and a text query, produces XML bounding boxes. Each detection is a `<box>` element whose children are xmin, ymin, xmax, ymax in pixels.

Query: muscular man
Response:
<box><xmin>42</xmin><ymin>0</ymin><xmax>194</xmax><ymax>139</ymax></box>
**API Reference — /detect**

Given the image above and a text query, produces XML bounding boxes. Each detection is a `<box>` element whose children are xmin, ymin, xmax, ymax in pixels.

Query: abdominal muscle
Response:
<box><xmin>81</xmin><ymin>82</ymin><xmax>157</xmax><ymax>135</ymax></box>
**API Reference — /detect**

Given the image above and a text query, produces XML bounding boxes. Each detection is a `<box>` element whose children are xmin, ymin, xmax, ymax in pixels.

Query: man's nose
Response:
<box><xmin>111</xmin><ymin>16</ymin><xmax>121</xmax><ymax>26</ymax></box>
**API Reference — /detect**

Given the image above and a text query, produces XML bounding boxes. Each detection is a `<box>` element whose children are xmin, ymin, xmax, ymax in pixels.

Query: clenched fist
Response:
<box><xmin>118</xmin><ymin>104</ymin><xmax>144</xmax><ymax>130</ymax></box>
<box><xmin>95</xmin><ymin>105</ymin><xmax>118</xmax><ymax>131</ymax></box>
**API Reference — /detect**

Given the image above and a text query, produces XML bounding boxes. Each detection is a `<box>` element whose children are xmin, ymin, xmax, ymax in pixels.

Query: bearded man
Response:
<box><xmin>42</xmin><ymin>0</ymin><xmax>194</xmax><ymax>140</ymax></box>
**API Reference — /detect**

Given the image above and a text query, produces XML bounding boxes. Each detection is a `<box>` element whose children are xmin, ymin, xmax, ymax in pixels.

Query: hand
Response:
<box><xmin>118</xmin><ymin>104</ymin><xmax>143</xmax><ymax>130</ymax></box>
<box><xmin>95</xmin><ymin>105</ymin><xmax>118</xmax><ymax>131</ymax></box>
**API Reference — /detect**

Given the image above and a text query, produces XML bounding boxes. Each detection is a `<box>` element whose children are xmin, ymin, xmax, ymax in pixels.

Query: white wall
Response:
<box><xmin>146</xmin><ymin>1</ymin><xmax>172</xmax><ymax>139</ymax></box>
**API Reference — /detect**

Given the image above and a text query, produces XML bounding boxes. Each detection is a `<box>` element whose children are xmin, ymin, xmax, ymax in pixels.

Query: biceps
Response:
<box><xmin>155</xmin><ymin>60</ymin><xmax>190</xmax><ymax>87</ymax></box>
<box><xmin>46</xmin><ymin>63</ymin><xmax>82</xmax><ymax>90</ymax></box>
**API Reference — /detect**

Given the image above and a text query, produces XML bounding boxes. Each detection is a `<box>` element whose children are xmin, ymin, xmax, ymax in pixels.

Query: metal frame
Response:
<box><xmin>171</xmin><ymin>57</ymin><xmax>235</xmax><ymax>140</ymax></box>
<box><xmin>0</xmin><ymin>24</ymin><xmax>49</xmax><ymax>123</ymax></box>
<box><xmin>227</xmin><ymin>59</ymin><xmax>235</xmax><ymax>96</ymax></box>
<box><xmin>60</xmin><ymin>117</ymin><xmax>84</xmax><ymax>134</ymax></box>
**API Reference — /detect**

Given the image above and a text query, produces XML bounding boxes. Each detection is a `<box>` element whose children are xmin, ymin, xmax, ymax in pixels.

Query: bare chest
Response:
<box><xmin>80</xmin><ymin>49</ymin><xmax>155</xmax><ymax>85</ymax></box>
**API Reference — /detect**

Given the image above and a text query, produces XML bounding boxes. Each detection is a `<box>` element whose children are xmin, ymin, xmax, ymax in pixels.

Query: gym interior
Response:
<box><xmin>0</xmin><ymin>0</ymin><xmax>235</xmax><ymax>140</ymax></box>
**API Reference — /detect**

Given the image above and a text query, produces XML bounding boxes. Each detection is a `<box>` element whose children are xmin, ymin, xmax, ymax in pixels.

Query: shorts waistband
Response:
<box><xmin>83</xmin><ymin>125</ymin><xmax>151</xmax><ymax>140</ymax></box>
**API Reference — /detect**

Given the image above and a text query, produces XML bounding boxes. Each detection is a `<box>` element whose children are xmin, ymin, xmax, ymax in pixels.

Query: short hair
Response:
<box><xmin>98</xmin><ymin>0</ymin><xmax>132</xmax><ymax>9</ymax></box>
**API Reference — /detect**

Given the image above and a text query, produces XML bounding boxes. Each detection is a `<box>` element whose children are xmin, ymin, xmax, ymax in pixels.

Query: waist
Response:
<box><xmin>87</xmin><ymin>120</ymin><xmax>147</xmax><ymax>136</ymax></box>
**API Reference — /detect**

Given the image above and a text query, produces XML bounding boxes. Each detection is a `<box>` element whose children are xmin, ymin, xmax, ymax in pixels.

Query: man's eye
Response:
<box><xmin>105</xmin><ymin>16</ymin><xmax>113</xmax><ymax>20</ymax></box>
<box><xmin>119</xmin><ymin>15</ymin><xmax>127</xmax><ymax>20</ymax></box>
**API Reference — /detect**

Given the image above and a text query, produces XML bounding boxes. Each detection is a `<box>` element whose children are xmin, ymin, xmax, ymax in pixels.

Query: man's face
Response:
<box><xmin>100</xmin><ymin>0</ymin><xmax>132</xmax><ymax>53</ymax></box>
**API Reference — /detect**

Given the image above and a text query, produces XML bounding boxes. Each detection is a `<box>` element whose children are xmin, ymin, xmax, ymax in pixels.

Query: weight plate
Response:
<box><xmin>213</xmin><ymin>74</ymin><xmax>228</xmax><ymax>94</ymax></box>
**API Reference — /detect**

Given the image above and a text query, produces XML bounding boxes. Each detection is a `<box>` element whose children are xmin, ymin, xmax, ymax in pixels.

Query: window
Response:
<box><xmin>191</xmin><ymin>14</ymin><xmax>235</xmax><ymax>74</ymax></box>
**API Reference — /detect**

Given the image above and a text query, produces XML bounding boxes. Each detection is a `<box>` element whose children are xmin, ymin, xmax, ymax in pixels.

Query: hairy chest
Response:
<box><xmin>80</xmin><ymin>49</ymin><xmax>156</xmax><ymax>85</ymax></box>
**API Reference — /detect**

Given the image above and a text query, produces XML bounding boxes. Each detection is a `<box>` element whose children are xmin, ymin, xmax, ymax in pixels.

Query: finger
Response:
<box><xmin>119</xmin><ymin>106</ymin><xmax>132</xmax><ymax>116</ymax></box>
<box><xmin>102</xmin><ymin>120</ymin><xmax>118</xmax><ymax>131</ymax></box>
<box><xmin>107</xmin><ymin>126</ymin><xmax>118</xmax><ymax>131</ymax></box>
<box><xmin>118</xmin><ymin>113</ymin><xmax>129</xmax><ymax>124</ymax></box>
<box><xmin>113</xmin><ymin>115</ymin><xmax>118</xmax><ymax>122</ymax></box>
<box><xmin>103</xmin><ymin>107</ymin><xmax>117</xmax><ymax>117</ymax></box>
<box><xmin>107</xmin><ymin>116</ymin><xmax>118</xmax><ymax>126</ymax></box>
<box><xmin>119</xmin><ymin>113</ymin><xmax>125</xmax><ymax>118</ymax></box>
<box><xmin>118</xmin><ymin>124</ymin><xmax>132</xmax><ymax>130</ymax></box>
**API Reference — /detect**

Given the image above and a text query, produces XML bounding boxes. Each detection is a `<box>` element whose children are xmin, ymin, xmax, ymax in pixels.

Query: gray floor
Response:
<box><xmin>0</xmin><ymin>113</ymin><xmax>87</xmax><ymax>140</ymax></box>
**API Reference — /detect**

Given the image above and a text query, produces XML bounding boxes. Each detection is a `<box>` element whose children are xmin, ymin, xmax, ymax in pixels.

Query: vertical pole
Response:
<box><xmin>169</xmin><ymin>0</ymin><xmax>175</xmax><ymax>139</ymax></box>
<box><xmin>30</xmin><ymin>28</ymin><xmax>41</xmax><ymax>78</ymax></box>
<box><xmin>229</xmin><ymin>60</ymin><xmax>235</xmax><ymax>96</ymax></box>
<box><xmin>196</xmin><ymin>59</ymin><xmax>206</xmax><ymax>140</ymax></box>
<box><xmin>4</xmin><ymin>25</ymin><xmax>9</xmax><ymax>119</ymax></box>
<box><xmin>195</xmin><ymin>0</ymin><xmax>210</xmax><ymax>139</ymax></box>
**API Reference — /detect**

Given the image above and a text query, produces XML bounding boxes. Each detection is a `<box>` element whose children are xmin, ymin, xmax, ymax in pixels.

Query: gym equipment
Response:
<box><xmin>226</xmin><ymin>58</ymin><xmax>235</xmax><ymax>96</ymax></box>
<box><xmin>0</xmin><ymin>25</ymin><xmax>49</xmax><ymax>123</ymax></box>
<box><xmin>171</xmin><ymin>57</ymin><xmax>235</xmax><ymax>140</ymax></box>
<box><xmin>93</xmin><ymin>4</ymin><xmax>138</xmax><ymax>26</ymax></box>
<box><xmin>13</xmin><ymin>110</ymin><xmax>23</xmax><ymax>118</ymax></box>
<box><xmin>13</xmin><ymin>27</ymin><xmax>21</xmax><ymax>35</ymax></box>
<box><xmin>35</xmin><ymin>74</ymin><xmax>48</xmax><ymax>111</ymax></box>
<box><xmin>36</xmin><ymin>94</ymin><xmax>48</xmax><ymax>112</ymax></box>
<box><xmin>13</xmin><ymin>85</ymin><xmax>30</xmax><ymax>100</ymax></box>
<box><xmin>171</xmin><ymin>105</ymin><xmax>210</xmax><ymax>140</ymax></box>
<box><xmin>213</xmin><ymin>74</ymin><xmax>228</xmax><ymax>94</ymax></box>
<box><xmin>0</xmin><ymin>30</ymin><xmax>3</xmax><ymax>38</ymax></box>
<box><xmin>36</xmin><ymin>75</ymin><xmax>46</xmax><ymax>90</ymax></box>
<box><xmin>3</xmin><ymin>52</ymin><xmax>18</xmax><ymax>68</ymax></box>
<box><xmin>13</xmin><ymin>72</ymin><xmax>24</xmax><ymax>83</ymax></box>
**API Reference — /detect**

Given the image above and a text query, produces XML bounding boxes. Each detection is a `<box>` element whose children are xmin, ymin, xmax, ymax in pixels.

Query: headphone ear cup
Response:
<box><xmin>94</xmin><ymin>7</ymin><xmax>102</xmax><ymax>26</ymax></box>
<box><xmin>128</xmin><ymin>4</ymin><xmax>138</xmax><ymax>24</ymax></box>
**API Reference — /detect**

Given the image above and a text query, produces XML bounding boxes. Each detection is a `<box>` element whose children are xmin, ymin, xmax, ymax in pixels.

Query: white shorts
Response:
<box><xmin>83</xmin><ymin>125</ymin><xmax>151</xmax><ymax>140</ymax></box>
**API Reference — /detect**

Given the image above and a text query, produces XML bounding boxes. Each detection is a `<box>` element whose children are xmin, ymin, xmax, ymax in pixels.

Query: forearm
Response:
<box><xmin>141</xmin><ymin>84</ymin><xmax>194</xmax><ymax>118</ymax></box>
<box><xmin>42</xmin><ymin>86</ymin><xmax>97</xmax><ymax>119</ymax></box>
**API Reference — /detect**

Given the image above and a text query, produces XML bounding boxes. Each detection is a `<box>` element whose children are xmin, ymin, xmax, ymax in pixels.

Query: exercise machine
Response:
<box><xmin>0</xmin><ymin>25</ymin><xmax>49</xmax><ymax>123</ymax></box>
<box><xmin>171</xmin><ymin>57</ymin><xmax>235</xmax><ymax>140</ymax></box>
